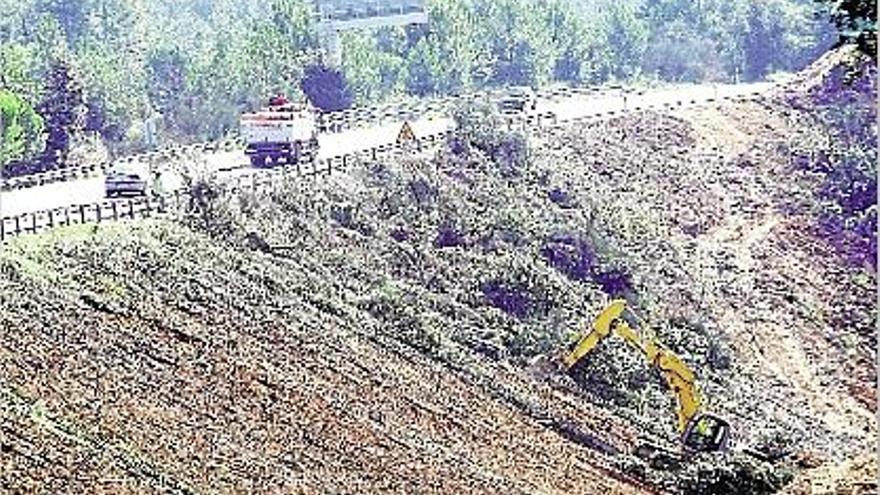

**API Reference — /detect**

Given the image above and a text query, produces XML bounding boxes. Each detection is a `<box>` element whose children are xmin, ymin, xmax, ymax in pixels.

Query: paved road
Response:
<box><xmin>0</xmin><ymin>117</ymin><xmax>455</xmax><ymax>218</ymax></box>
<box><xmin>0</xmin><ymin>82</ymin><xmax>773</xmax><ymax>218</ymax></box>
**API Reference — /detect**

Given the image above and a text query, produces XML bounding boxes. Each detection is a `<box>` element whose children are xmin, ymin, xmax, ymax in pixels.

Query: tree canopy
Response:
<box><xmin>0</xmin><ymin>89</ymin><xmax>45</xmax><ymax>168</ymax></box>
<box><xmin>0</xmin><ymin>0</ymin><xmax>847</xmax><ymax>168</ymax></box>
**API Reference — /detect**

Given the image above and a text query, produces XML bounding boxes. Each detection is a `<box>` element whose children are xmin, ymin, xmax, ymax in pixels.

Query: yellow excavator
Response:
<box><xmin>562</xmin><ymin>299</ymin><xmax>731</xmax><ymax>457</ymax></box>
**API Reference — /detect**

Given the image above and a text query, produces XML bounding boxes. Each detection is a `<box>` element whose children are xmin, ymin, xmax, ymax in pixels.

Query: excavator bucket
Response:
<box><xmin>682</xmin><ymin>414</ymin><xmax>730</xmax><ymax>452</ymax></box>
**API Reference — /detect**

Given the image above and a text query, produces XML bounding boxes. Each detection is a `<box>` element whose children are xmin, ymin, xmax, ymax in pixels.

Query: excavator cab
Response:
<box><xmin>682</xmin><ymin>414</ymin><xmax>730</xmax><ymax>452</ymax></box>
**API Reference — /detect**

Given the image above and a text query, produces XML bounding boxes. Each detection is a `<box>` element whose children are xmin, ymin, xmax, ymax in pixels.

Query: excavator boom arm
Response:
<box><xmin>562</xmin><ymin>300</ymin><xmax>625</xmax><ymax>369</ymax></box>
<box><xmin>562</xmin><ymin>300</ymin><xmax>704</xmax><ymax>432</ymax></box>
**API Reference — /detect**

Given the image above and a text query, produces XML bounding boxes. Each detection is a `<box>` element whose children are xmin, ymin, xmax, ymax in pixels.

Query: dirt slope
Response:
<box><xmin>1</xmin><ymin>50</ymin><xmax>875</xmax><ymax>495</ymax></box>
<box><xmin>537</xmin><ymin>88</ymin><xmax>876</xmax><ymax>489</ymax></box>
<box><xmin>0</xmin><ymin>224</ymin><xmax>651</xmax><ymax>494</ymax></box>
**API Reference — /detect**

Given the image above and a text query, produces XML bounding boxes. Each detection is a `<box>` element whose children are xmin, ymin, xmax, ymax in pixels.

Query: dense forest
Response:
<box><xmin>0</xmin><ymin>0</ymin><xmax>869</xmax><ymax>171</ymax></box>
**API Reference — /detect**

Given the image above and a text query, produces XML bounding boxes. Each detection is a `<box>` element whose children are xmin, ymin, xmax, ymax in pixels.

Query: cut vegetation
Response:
<box><xmin>1</xmin><ymin>49</ymin><xmax>875</xmax><ymax>494</ymax></box>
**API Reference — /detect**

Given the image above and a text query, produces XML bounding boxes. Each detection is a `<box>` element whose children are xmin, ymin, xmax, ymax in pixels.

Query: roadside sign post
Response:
<box><xmin>397</xmin><ymin>121</ymin><xmax>417</xmax><ymax>145</ymax></box>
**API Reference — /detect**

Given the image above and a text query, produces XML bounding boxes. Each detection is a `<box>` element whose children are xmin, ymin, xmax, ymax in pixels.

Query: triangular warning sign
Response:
<box><xmin>397</xmin><ymin>121</ymin><xmax>417</xmax><ymax>144</ymax></box>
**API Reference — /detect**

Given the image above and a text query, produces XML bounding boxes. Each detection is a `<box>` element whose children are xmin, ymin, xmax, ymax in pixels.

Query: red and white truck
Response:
<box><xmin>239</xmin><ymin>96</ymin><xmax>320</xmax><ymax>167</ymax></box>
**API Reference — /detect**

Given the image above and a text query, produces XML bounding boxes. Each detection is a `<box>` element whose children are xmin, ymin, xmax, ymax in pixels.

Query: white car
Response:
<box><xmin>105</xmin><ymin>165</ymin><xmax>151</xmax><ymax>197</ymax></box>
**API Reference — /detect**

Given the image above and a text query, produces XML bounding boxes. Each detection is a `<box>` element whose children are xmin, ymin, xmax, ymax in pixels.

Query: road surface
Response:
<box><xmin>0</xmin><ymin>82</ymin><xmax>773</xmax><ymax>219</ymax></box>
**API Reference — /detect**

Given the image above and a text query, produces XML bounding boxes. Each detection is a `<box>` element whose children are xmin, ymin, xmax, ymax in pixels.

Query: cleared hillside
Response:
<box><xmin>1</xmin><ymin>51</ymin><xmax>875</xmax><ymax>495</ymax></box>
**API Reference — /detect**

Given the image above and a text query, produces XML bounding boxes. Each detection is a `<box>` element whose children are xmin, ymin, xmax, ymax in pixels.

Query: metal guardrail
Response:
<box><xmin>0</xmin><ymin>129</ymin><xmax>452</xmax><ymax>242</ymax></box>
<box><xmin>0</xmin><ymin>90</ymin><xmax>772</xmax><ymax>243</ymax></box>
<box><xmin>0</xmin><ymin>84</ymin><xmax>624</xmax><ymax>193</ymax></box>
<box><xmin>0</xmin><ymin>196</ymin><xmax>172</xmax><ymax>241</ymax></box>
<box><xmin>0</xmin><ymin>138</ymin><xmax>246</xmax><ymax>192</ymax></box>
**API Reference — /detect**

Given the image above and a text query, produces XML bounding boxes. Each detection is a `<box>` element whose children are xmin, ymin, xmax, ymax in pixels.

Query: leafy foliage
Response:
<box><xmin>451</xmin><ymin>98</ymin><xmax>529</xmax><ymax>175</ymax></box>
<box><xmin>805</xmin><ymin>58</ymin><xmax>877</xmax><ymax>267</ymax></box>
<box><xmin>36</xmin><ymin>59</ymin><xmax>83</xmax><ymax>169</ymax></box>
<box><xmin>817</xmin><ymin>0</ymin><xmax>877</xmax><ymax>55</ymax></box>
<box><xmin>0</xmin><ymin>90</ymin><xmax>45</xmax><ymax>169</ymax></box>
<box><xmin>300</xmin><ymin>63</ymin><xmax>354</xmax><ymax>111</ymax></box>
<box><xmin>0</xmin><ymin>0</ymin><xmax>842</xmax><ymax>166</ymax></box>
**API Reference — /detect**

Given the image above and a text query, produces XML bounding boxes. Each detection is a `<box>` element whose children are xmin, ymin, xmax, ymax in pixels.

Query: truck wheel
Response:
<box><xmin>250</xmin><ymin>155</ymin><xmax>266</xmax><ymax>168</ymax></box>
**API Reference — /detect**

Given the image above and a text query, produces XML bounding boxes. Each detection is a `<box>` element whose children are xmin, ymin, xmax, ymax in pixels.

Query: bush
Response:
<box><xmin>330</xmin><ymin>203</ymin><xmax>375</xmax><ymax>236</ymax></box>
<box><xmin>593</xmin><ymin>267</ymin><xmax>633</xmax><ymax>297</ymax></box>
<box><xmin>480</xmin><ymin>279</ymin><xmax>539</xmax><ymax>319</ymax></box>
<box><xmin>186</xmin><ymin>177</ymin><xmax>239</xmax><ymax>239</ymax></box>
<box><xmin>357</xmin><ymin>283</ymin><xmax>443</xmax><ymax>353</ymax></box>
<box><xmin>547</xmin><ymin>187</ymin><xmax>577</xmax><ymax>208</ymax></box>
<box><xmin>541</xmin><ymin>231</ymin><xmax>634</xmax><ymax>297</ymax></box>
<box><xmin>679</xmin><ymin>454</ymin><xmax>795</xmax><ymax>495</ymax></box>
<box><xmin>408</xmin><ymin>177</ymin><xmax>439</xmax><ymax>208</ymax></box>
<box><xmin>451</xmin><ymin>99</ymin><xmax>530</xmax><ymax>176</ymax></box>
<box><xmin>796</xmin><ymin>57</ymin><xmax>878</xmax><ymax>268</ymax></box>
<box><xmin>434</xmin><ymin>222</ymin><xmax>465</xmax><ymax>248</ymax></box>
<box><xmin>541</xmin><ymin>232</ymin><xmax>597</xmax><ymax>282</ymax></box>
<box><xmin>0</xmin><ymin>89</ymin><xmax>45</xmax><ymax>169</ymax></box>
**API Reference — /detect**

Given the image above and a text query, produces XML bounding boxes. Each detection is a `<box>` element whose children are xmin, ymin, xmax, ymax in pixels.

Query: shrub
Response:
<box><xmin>480</xmin><ymin>279</ymin><xmax>537</xmax><ymax>319</ymax></box>
<box><xmin>679</xmin><ymin>454</ymin><xmax>795</xmax><ymax>495</ymax></box>
<box><xmin>541</xmin><ymin>233</ymin><xmax>597</xmax><ymax>282</ymax></box>
<box><xmin>330</xmin><ymin>203</ymin><xmax>375</xmax><ymax>236</ymax></box>
<box><xmin>593</xmin><ymin>267</ymin><xmax>634</xmax><ymax>297</ymax></box>
<box><xmin>451</xmin><ymin>99</ymin><xmax>530</xmax><ymax>176</ymax></box>
<box><xmin>797</xmin><ymin>57</ymin><xmax>878</xmax><ymax>268</ymax></box>
<box><xmin>186</xmin><ymin>176</ymin><xmax>239</xmax><ymax>239</ymax></box>
<box><xmin>0</xmin><ymin>89</ymin><xmax>45</xmax><ymax>169</ymax></box>
<box><xmin>357</xmin><ymin>283</ymin><xmax>442</xmax><ymax>353</ymax></box>
<box><xmin>548</xmin><ymin>187</ymin><xmax>577</xmax><ymax>208</ymax></box>
<box><xmin>408</xmin><ymin>177</ymin><xmax>438</xmax><ymax>207</ymax></box>
<box><xmin>434</xmin><ymin>222</ymin><xmax>465</xmax><ymax>248</ymax></box>
<box><xmin>541</xmin><ymin>231</ymin><xmax>634</xmax><ymax>297</ymax></box>
<box><xmin>300</xmin><ymin>64</ymin><xmax>354</xmax><ymax>112</ymax></box>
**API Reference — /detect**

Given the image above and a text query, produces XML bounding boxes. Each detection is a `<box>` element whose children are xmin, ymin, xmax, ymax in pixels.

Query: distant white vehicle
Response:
<box><xmin>498</xmin><ymin>86</ymin><xmax>537</xmax><ymax>114</ymax></box>
<box><xmin>240</xmin><ymin>95</ymin><xmax>320</xmax><ymax>168</ymax></box>
<box><xmin>105</xmin><ymin>163</ymin><xmax>151</xmax><ymax>197</ymax></box>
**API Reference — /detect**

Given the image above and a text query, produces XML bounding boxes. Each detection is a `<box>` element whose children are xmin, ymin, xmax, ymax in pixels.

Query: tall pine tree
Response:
<box><xmin>37</xmin><ymin>59</ymin><xmax>83</xmax><ymax>169</ymax></box>
<box><xmin>300</xmin><ymin>64</ymin><xmax>353</xmax><ymax>112</ymax></box>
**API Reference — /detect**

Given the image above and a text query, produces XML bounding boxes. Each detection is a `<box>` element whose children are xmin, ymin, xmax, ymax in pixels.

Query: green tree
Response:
<box><xmin>405</xmin><ymin>37</ymin><xmax>443</xmax><ymax>96</ymax></box>
<box><xmin>544</xmin><ymin>0</ymin><xmax>591</xmax><ymax>82</ymax></box>
<box><xmin>342</xmin><ymin>31</ymin><xmax>404</xmax><ymax>103</ymax></box>
<box><xmin>0</xmin><ymin>90</ymin><xmax>45</xmax><ymax>168</ymax></box>
<box><xmin>743</xmin><ymin>1</ymin><xmax>785</xmax><ymax>79</ymax></box>
<box><xmin>146</xmin><ymin>47</ymin><xmax>187</xmax><ymax>116</ymax></box>
<box><xmin>601</xmin><ymin>0</ymin><xmax>649</xmax><ymax>80</ymax></box>
<box><xmin>31</xmin><ymin>0</ymin><xmax>88</xmax><ymax>45</ymax></box>
<box><xmin>475</xmin><ymin>0</ymin><xmax>556</xmax><ymax>86</ymax></box>
<box><xmin>37</xmin><ymin>59</ymin><xmax>83</xmax><ymax>168</ymax></box>
<box><xmin>0</xmin><ymin>43</ymin><xmax>43</xmax><ymax>102</ymax></box>
<box><xmin>816</xmin><ymin>0</ymin><xmax>877</xmax><ymax>55</ymax></box>
<box><xmin>301</xmin><ymin>63</ymin><xmax>354</xmax><ymax>111</ymax></box>
<box><xmin>422</xmin><ymin>0</ymin><xmax>489</xmax><ymax>92</ymax></box>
